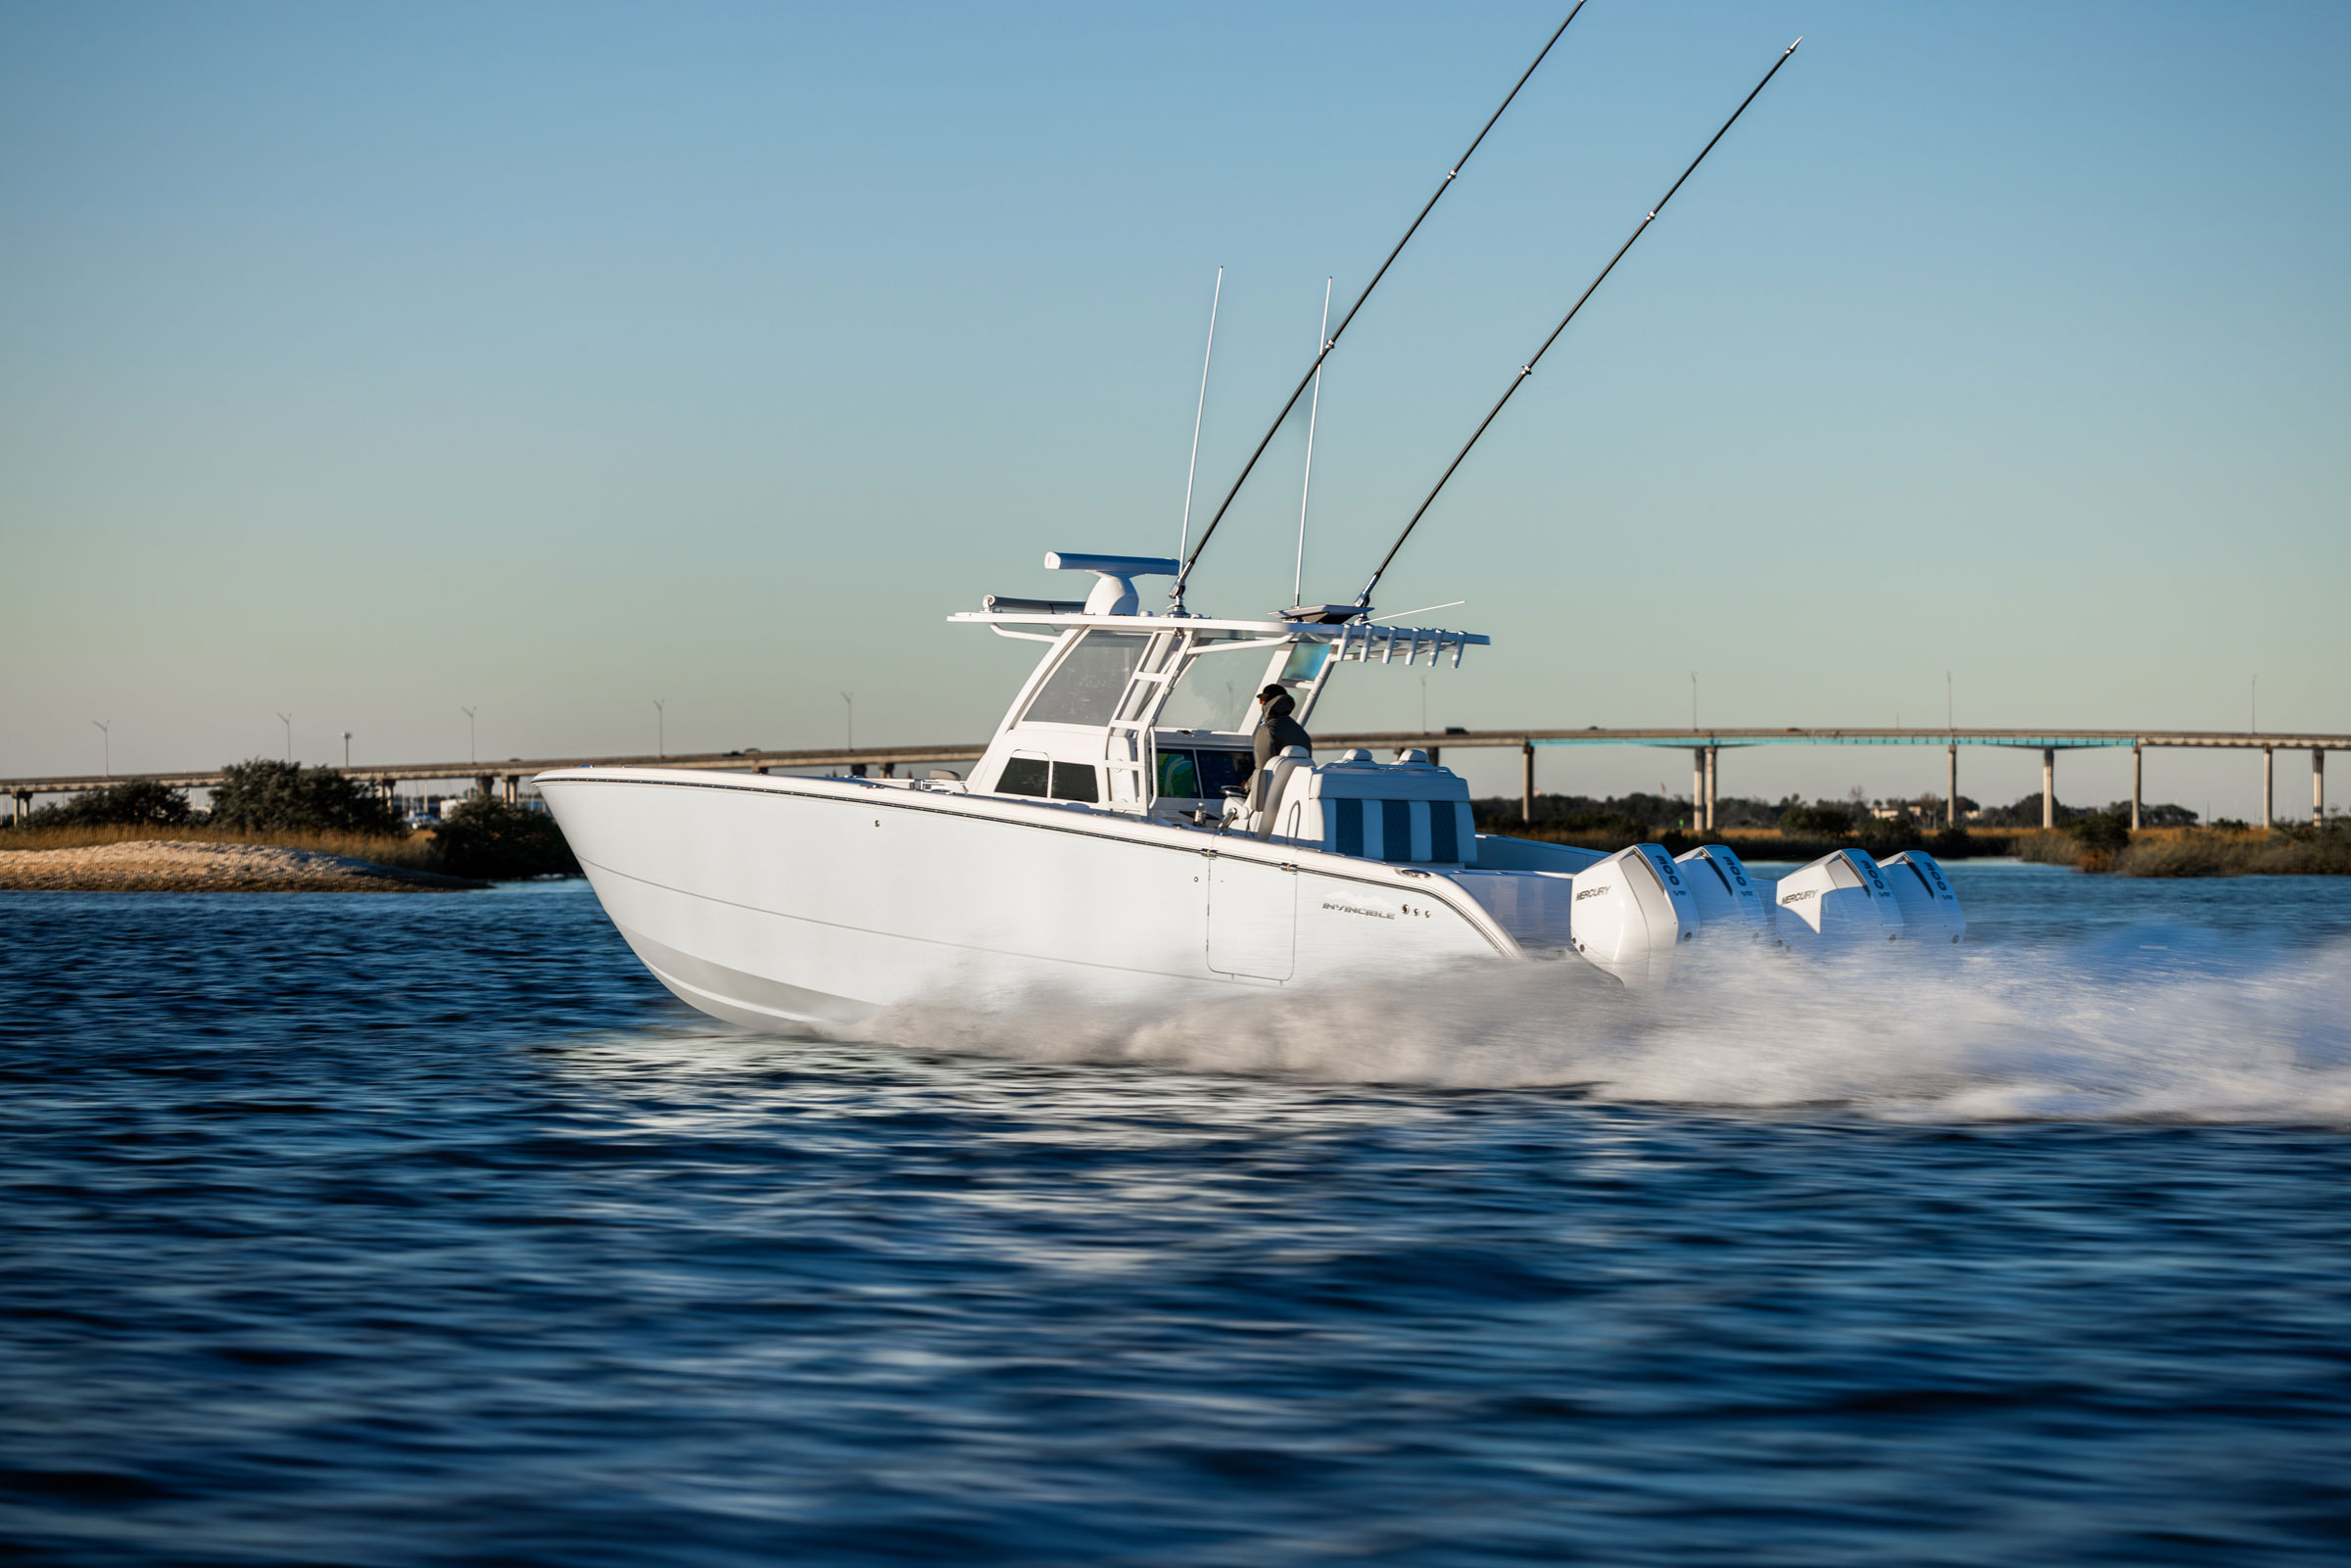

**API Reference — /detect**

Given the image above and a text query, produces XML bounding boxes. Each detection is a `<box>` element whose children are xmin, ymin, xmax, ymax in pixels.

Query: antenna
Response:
<box><xmin>1368</xmin><ymin>599</ymin><xmax>1465</xmax><ymax>624</ymax></box>
<box><xmin>1169</xmin><ymin>3</ymin><xmax>1589</xmax><ymax>610</ymax></box>
<box><xmin>1176</xmin><ymin>266</ymin><xmax>1223</xmax><ymax>562</ymax></box>
<box><xmin>1293</xmin><ymin>275</ymin><xmax>1332</xmax><ymax>609</ymax></box>
<box><xmin>1353</xmin><ymin>38</ymin><xmax>1803</xmax><ymax>609</ymax></box>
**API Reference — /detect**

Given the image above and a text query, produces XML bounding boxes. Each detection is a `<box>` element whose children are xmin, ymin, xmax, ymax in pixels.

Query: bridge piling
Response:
<box><xmin>2316</xmin><ymin>748</ymin><xmax>2326</xmax><ymax>824</ymax></box>
<box><xmin>1691</xmin><ymin>750</ymin><xmax>1704</xmax><ymax>833</ymax></box>
<box><xmin>1520</xmin><ymin>741</ymin><xmax>1534</xmax><ymax>825</ymax></box>
<box><xmin>2131</xmin><ymin>745</ymin><xmax>2142</xmax><ymax>832</ymax></box>
<box><xmin>2042</xmin><ymin>749</ymin><xmax>2055</xmax><ymax>830</ymax></box>
<box><xmin>1946</xmin><ymin>745</ymin><xmax>1958</xmax><ymax>828</ymax></box>
<box><xmin>1704</xmin><ymin>745</ymin><xmax>1718</xmax><ymax>832</ymax></box>
<box><xmin>2262</xmin><ymin>747</ymin><xmax>2274</xmax><ymax>830</ymax></box>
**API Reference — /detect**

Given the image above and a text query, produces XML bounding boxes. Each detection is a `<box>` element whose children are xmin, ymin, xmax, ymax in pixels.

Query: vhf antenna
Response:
<box><xmin>1353</xmin><ymin>38</ymin><xmax>1802</xmax><ymax>612</ymax></box>
<box><xmin>1293</xmin><ymin>275</ymin><xmax>1332</xmax><ymax>609</ymax></box>
<box><xmin>1176</xmin><ymin>265</ymin><xmax>1223</xmax><ymax>561</ymax></box>
<box><xmin>1167</xmin><ymin>3</ymin><xmax>1588</xmax><ymax>612</ymax></box>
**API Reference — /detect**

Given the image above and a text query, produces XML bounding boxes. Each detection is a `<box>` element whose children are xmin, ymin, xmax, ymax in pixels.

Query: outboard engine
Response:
<box><xmin>1769</xmin><ymin>848</ymin><xmax>1905</xmax><ymax>942</ymax></box>
<box><xmin>1568</xmin><ymin>844</ymin><xmax>1702</xmax><ymax>984</ymax></box>
<box><xmin>1876</xmin><ymin>850</ymin><xmax>1965</xmax><ymax>943</ymax></box>
<box><xmin>1673</xmin><ymin>844</ymin><xmax>1771</xmax><ymax>937</ymax></box>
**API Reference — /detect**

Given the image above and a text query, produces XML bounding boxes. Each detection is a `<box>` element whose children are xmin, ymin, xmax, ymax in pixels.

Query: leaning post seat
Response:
<box><xmin>1270</xmin><ymin>748</ymin><xmax>1475</xmax><ymax>864</ymax></box>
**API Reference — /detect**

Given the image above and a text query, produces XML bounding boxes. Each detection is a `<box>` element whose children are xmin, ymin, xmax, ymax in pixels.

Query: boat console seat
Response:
<box><xmin>1260</xmin><ymin>749</ymin><xmax>1476</xmax><ymax>864</ymax></box>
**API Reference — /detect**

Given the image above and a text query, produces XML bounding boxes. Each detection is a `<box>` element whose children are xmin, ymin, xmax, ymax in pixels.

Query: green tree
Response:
<box><xmin>431</xmin><ymin>799</ymin><xmax>580</xmax><ymax>879</ymax></box>
<box><xmin>19</xmin><ymin>778</ymin><xmax>193</xmax><ymax>830</ymax></box>
<box><xmin>1857</xmin><ymin>810</ymin><xmax>1924</xmax><ymax>853</ymax></box>
<box><xmin>206</xmin><ymin>759</ymin><xmax>405</xmax><ymax>835</ymax></box>
<box><xmin>2070</xmin><ymin>809</ymin><xmax>2133</xmax><ymax>856</ymax></box>
<box><xmin>1777</xmin><ymin>801</ymin><xmax>1855</xmax><ymax>838</ymax></box>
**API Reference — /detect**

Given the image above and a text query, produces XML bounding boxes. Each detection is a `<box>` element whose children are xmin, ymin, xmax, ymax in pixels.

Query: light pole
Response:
<box><xmin>342</xmin><ymin>731</ymin><xmax>353</xmax><ymax>769</ymax></box>
<box><xmin>653</xmin><ymin>698</ymin><xmax>666</xmax><ymax>759</ymax></box>
<box><xmin>277</xmin><ymin>712</ymin><xmax>293</xmax><ymax>763</ymax></box>
<box><xmin>93</xmin><ymin>719</ymin><xmax>110</xmax><ymax>779</ymax></box>
<box><xmin>462</xmin><ymin>706</ymin><xmax>478</xmax><ymax>764</ymax></box>
<box><xmin>841</xmin><ymin>691</ymin><xmax>855</xmax><ymax>751</ymax></box>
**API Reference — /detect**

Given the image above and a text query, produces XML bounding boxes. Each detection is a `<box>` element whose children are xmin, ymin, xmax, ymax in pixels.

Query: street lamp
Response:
<box><xmin>462</xmin><ymin>706</ymin><xmax>478</xmax><ymax>764</ymax></box>
<box><xmin>93</xmin><ymin>719</ymin><xmax>110</xmax><ymax>779</ymax></box>
<box><xmin>653</xmin><ymin>698</ymin><xmax>666</xmax><ymax>759</ymax></box>
<box><xmin>841</xmin><ymin>691</ymin><xmax>855</xmax><ymax>751</ymax></box>
<box><xmin>277</xmin><ymin>711</ymin><xmax>293</xmax><ymax>763</ymax></box>
<box><xmin>343</xmin><ymin>731</ymin><xmax>353</xmax><ymax>769</ymax></box>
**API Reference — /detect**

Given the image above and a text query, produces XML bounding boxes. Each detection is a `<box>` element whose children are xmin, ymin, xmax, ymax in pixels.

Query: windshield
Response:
<box><xmin>1023</xmin><ymin>632</ymin><xmax>1151</xmax><ymax>726</ymax></box>
<box><xmin>1159</xmin><ymin>648</ymin><xmax>1259</xmax><ymax>733</ymax></box>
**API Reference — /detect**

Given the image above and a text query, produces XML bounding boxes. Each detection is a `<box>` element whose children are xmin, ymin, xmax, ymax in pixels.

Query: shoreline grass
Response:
<box><xmin>2015</xmin><ymin>825</ymin><xmax>2351</xmax><ymax>877</ymax></box>
<box><xmin>0</xmin><ymin>822</ymin><xmax>446</xmax><ymax>875</ymax></box>
<box><xmin>1476</xmin><ymin>823</ymin><xmax>2018</xmax><ymax>861</ymax></box>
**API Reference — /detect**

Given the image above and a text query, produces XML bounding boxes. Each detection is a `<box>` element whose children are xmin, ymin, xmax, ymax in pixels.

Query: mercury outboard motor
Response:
<box><xmin>1568</xmin><ymin>843</ymin><xmax>1702</xmax><ymax>984</ymax></box>
<box><xmin>1876</xmin><ymin>850</ymin><xmax>1965</xmax><ymax>943</ymax></box>
<box><xmin>1769</xmin><ymin>848</ymin><xmax>1905</xmax><ymax>942</ymax></box>
<box><xmin>1673</xmin><ymin>844</ymin><xmax>1771</xmax><ymax>938</ymax></box>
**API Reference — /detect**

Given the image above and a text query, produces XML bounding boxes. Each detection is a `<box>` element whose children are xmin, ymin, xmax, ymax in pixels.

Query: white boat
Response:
<box><xmin>533</xmin><ymin>22</ymin><xmax>1935</xmax><ymax>1031</ymax></box>
<box><xmin>536</xmin><ymin>555</ymin><xmax>1964</xmax><ymax>1030</ymax></box>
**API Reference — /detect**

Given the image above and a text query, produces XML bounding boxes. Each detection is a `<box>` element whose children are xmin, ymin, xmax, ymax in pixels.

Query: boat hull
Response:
<box><xmin>537</xmin><ymin>769</ymin><xmax>1516</xmax><ymax>1031</ymax></box>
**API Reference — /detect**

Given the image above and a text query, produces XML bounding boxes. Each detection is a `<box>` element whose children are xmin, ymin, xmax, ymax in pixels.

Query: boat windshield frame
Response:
<box><xmin>951</xmin><ymin>608</ymin><xmax>1490</xmax><ymax>815</ymax></box>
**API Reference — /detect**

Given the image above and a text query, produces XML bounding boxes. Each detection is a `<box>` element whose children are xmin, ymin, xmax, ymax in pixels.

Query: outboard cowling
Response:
<box><xmin>1876</xmin><ymin>850</ymin><xmax>1965</xmax><ymax>943</ymax></box>
<box><xmin>1769</xmin><ymin>848</ymin><xmax>1905</xmax><ymax>942</ymax></box>
<box><xmin>1673</xmin><ymin>844</ymin><xmax>1770</xmax><ymax>937</ymax></box>
<box><xmin>1569</xmin><ymin>843</ymin><xmax>1702</xmax><ymax>984</ymax></box>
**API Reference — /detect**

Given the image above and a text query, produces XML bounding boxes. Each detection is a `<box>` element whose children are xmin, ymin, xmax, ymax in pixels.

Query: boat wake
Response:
<box><xmin>856</xmin><ymin>932</ymin><xmax>2351</xmax><ymax>1124</ymax></box>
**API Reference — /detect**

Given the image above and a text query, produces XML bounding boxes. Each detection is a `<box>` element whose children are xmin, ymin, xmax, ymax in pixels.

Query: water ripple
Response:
<box><xmin>4</xmin><ymin>872</ymin><xmax>2351</xmax><ymax>1563</ymax></box>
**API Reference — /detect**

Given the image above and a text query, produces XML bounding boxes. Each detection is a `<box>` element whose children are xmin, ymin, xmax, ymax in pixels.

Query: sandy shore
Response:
<box><xmin>0</xmin><ymin>839</ymin><xmax>489</xmax><ymax>892</ymax></box>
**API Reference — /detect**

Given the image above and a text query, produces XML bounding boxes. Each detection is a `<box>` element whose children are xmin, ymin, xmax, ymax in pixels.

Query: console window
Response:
<box><xmin>1049</xmin><ymin>762</ymin><xmax>1099</xmax><ymax>803</ymax></box>
<box><xmin>1156</xmin><ymin>750</ymin><xmax>1200</xmax><ymax>798</ymax></box>
<box><xmin>1193</xmin><ymin>749</ymin><xmax>1252</xmax><ymax>797</ymax></box>
<box><xmin>998</xmin><ymin>756</ymin><xmax>1049</xmax><ymax>797</ymax></box>
<box><xmin>1155</xmin><ymin>748</ymin><xmax>1251</xmax><ymax>799</ymax></box>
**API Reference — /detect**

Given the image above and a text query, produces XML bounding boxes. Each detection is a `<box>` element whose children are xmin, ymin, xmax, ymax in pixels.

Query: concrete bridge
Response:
<box><xmin>4</xmin><ymin>727</ymin><xmax>2342</xmax><ymax>832</ymax></box>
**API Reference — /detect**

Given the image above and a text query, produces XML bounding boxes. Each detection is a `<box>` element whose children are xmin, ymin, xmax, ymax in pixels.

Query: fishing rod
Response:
<box><xmin>1352</xmin><ymin>36</ymin><xmax>1802</xmax><ymax>612</ymax></box>
<box><xmin>1167</xmin><ymin>2</ymin><xmax>1588</xmax><ymax>612</ymax></box>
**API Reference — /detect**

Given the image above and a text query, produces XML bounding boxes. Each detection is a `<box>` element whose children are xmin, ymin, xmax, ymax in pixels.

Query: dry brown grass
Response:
<box><xmin>2013</xmin><ymin>825</ymin><xmax>2351</xmax><ymax>877</ymax></box>
<box><xmin>0</xmin><ymin>822</ymin><xmax>446</xmax><ymax>874</ymax></box>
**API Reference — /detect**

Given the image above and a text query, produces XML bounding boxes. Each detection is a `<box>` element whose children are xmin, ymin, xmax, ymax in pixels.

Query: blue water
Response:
<box><xmin>6</xmin><ymin>865</ymin><xmax>2351</xmax><ymax>1564</ymax></box>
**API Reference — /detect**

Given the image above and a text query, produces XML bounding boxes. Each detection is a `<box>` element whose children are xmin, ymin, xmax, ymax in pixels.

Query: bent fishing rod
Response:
<box><xmin>1352</xmin><ymin>36</ymin><xmax>1802</xmax><ymax>613</ymax></box>
<box><xmin>1167</xmin><ymin>2</ymin><xmax>1588</xmax><ymax>612</ymax></box>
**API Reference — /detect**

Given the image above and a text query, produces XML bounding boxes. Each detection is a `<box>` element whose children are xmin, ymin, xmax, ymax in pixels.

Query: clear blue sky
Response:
<box><xmin>4</xmin><ymin>1</ymin><xmax>2345</xmax><ymax>816</ymax></box>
